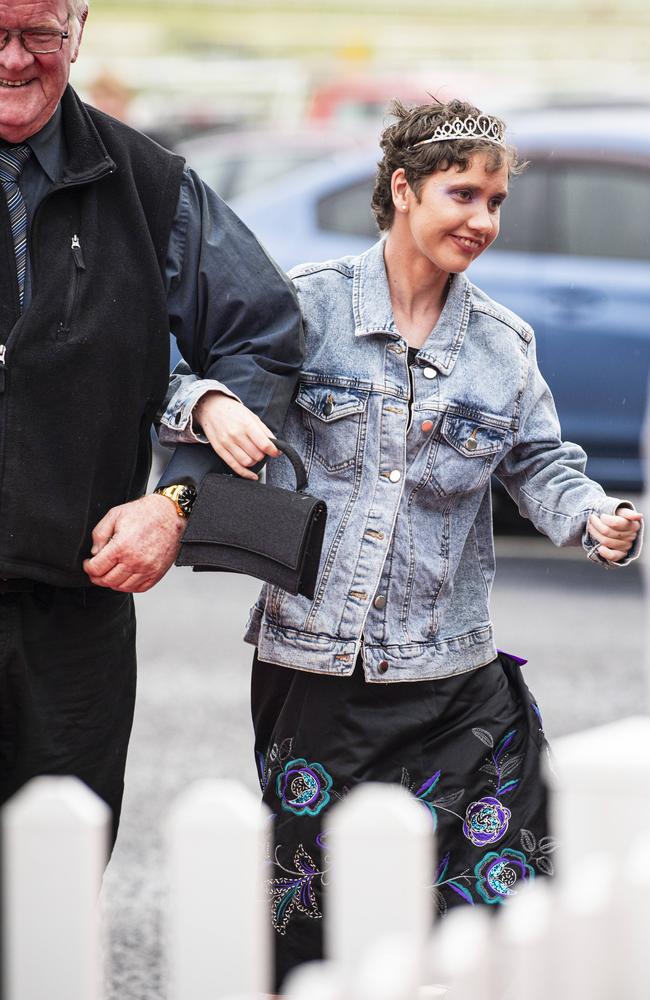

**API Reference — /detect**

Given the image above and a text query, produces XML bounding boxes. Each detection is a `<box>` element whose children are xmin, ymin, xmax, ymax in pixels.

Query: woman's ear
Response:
<box><xmin>391</xmin><ymin>168</ymin><xmax>410</xmax><ymax>213</ymax></box>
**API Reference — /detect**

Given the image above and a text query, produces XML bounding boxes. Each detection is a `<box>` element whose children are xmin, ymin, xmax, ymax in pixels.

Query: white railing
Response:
<box><xmin>2</xmin><ymin>715</ymin><xmax>649</xmax><ymax>1000</ymax></box>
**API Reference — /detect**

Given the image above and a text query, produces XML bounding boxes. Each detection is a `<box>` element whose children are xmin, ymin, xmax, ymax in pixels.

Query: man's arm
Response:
<box><xmin>84</xmin><ymin>169</ymin><xmax>303</xmax><ymax>592</ymax></box>
<box><xmin>159</xmin><ymin>167</ymin><xmax>303</xmax><ymax>485</ymax></box>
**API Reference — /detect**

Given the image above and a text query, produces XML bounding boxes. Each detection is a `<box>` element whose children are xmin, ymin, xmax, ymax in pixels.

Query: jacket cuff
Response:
<box><xmin>158</xmin><ymin>380</ymin><xmax>241</xmax><ymax>445</ymax></box>
<box><xmin>582</xmin><ymin>497</ymin><xmax>644</xmax><ymax>568</ymax></box>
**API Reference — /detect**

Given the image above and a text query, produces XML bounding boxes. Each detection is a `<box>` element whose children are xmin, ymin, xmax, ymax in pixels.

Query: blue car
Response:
<box><xmin>221</xmin><ymin>106</ymin><xmax>650</xmax><ymax>494</ymax></box>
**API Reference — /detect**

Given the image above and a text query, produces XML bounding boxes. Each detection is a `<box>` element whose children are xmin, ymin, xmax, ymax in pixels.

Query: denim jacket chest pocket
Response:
<box><xmin>296</xmin><ymin>379</ymin><xmax>370</xmax><ymax>472</ymax></box>
<box><xmin>428</xmin><ymin>411</ymin><xmax>509</xmax><ymax>496</ymax></box>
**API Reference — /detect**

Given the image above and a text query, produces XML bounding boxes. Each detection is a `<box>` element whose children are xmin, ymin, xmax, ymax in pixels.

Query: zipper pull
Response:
<box><xmin>0</xmin><ymin>344</ymin><xmax>6</xmax><ymax>393</ymax></box>
<box><xmin>71</xmin><ymin>234</ymin><xmax>86</xmax><ymax>270</ymax></box>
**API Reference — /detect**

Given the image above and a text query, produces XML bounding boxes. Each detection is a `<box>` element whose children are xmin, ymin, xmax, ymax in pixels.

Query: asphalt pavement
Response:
<box><xmin>101</xmin><ymin>537</ymin><xmax>648</xmax><ymax>999</ymax></box>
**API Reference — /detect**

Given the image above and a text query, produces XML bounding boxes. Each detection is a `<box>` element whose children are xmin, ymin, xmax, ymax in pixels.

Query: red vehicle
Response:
<box><xmin>307</xmin><ymin>77</ymin><xmax>434</xmax><ymax>125</ymax></box>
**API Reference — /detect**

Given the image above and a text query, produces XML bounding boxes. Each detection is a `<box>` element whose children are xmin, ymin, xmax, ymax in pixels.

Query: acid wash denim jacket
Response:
<box><xmin>160</xmin><ymin>240</ymin><xmax>642</xmax><ymax>683</ymax></box>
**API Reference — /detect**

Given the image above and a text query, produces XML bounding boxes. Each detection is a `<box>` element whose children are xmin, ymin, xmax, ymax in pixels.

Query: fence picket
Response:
<box><xmin>1</xmin><ymin>776</ymin><xmax>109</xmax><ymax>1000</ymax></box>
<box><xmin>426</xmin><ymin>907</ymin><xmax>492</xmax><ymax>1000</ymax></box>
<box><xmin>496</xmin><ymin>879</ymin><xmax>553</xmax><ymax>1000</ymax></box>
<box><xmin>166</xmin><ymin>779</ymin><xmax>271</xmax><ymax>1000</ymax></box>
<box><xmin>549</xmin><ymin>853</ymin><xmax>615</xmax><ymax>1000</ymax></box>
<box><xmin>284</xmin><ymin>960</ymin><xmax>345</xmax><ymax>999</ymax></box>
<box><xmin>548</xmin><ymin>716</ymin><xmax>650</xmax><ymax>873</ymax></box>
<box><xmin>324</xmin><ymin>783</ymin><xmax>433</xmax><ymax>983</ymax></box>
<box><xmin>620</xmin><ymin>835</ymin><xmax>650</xmax><ymax>1000</ymax></box>
<box><xmin>353</xmin><ymin>934</ymin><xmax>421</xmax><ymax>1000</ymax></box>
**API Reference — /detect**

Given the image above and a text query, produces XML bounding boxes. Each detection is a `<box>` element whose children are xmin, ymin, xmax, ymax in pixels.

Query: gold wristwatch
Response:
<box><xmin>154</xmin><ymin>483</ymin><xmax>197</xmax><ymax>518</ymax></box>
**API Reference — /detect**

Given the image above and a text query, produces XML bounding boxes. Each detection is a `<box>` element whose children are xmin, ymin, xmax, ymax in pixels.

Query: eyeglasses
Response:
<box><xmin>0</xmin><ymin>24</ymin><xmax>69</xmax><ymax>55</ymax></box>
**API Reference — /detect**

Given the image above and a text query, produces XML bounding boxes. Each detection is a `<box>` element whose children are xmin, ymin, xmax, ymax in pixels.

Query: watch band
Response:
<box><xmin>154</xmin><ymin>484</ymin><xmax>197</xmax><ymax>518</ymax></box>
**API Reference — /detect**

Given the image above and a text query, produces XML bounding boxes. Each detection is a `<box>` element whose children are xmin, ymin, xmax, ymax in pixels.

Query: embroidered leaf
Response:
<box><xmin>539</xmin><ymin>836</ymin><xmax>559</xmax><ymax>854</ymax></box>
<box><xmin>269</xmin><ymin>742</ymin><xmax>279</xmax><ymax>762</ymax></box>
<box><xmin>431</xmin><ymin>789</ymin><xmax>465</xmax><ymax>809</ymax></box>
<box><xmin>537</xmin><ymin>856</ymin><xmax>555</xmax><ymax>876</ymax></box>
<box><xmin>479</xmin><ymin>763</ymin><xmax>499</xmax><ymax>776</ymax></box>
<box><xmin>435</xmin><ymin>852</ymin><xmax>450</xmax><ymax>885</ymax></box>
<box><xmin>496</xmin><ymin>779</ymin><xmax>519</xmax><ymax>796</ymax></box>
<box><xmin>448</xmin><ymin>880</ymin><xmax>474</xmax><ymax>905</ymax></box>
<box><xmin>495</xmin><ymin>730</ymin><xmax>517</xmax><ymax>761</ymax></box>
<box><xmin>270</xmin><ymin>879</ymin><xmax>301</xmax><ymax>932</ymax></box>
<box><xmin>520</xmin><ymin>829</ymin><xmax>537</xmax><ymax>853</ymax></box>
<box><xmin>295</xmin><ymin>845</ymin><xmax>318</xmax><ymax>876</ymax></box>
<box><xmin>401</xmin><ymin>767</ymin><xmax>411</xmax><ymax>788</ymax></box>
<box><xmin>499</xmin><ymin>755</ymin><xmax>524</xmax><ymax>778</ymax></box>
<box><xmin>299</xmin><ymin>876</ymin><xmax>320</xmax><ymax>915</ymax></box>
<box><xmin>473</xmin><ymin>727</ymin><xmax>494</xmax><ymax>748</ymax></box>
<box><xmin>278</xmin><ymin>737</ymin><xmax>294</xmax><ymax>762</ymax></box>
<box><xmin>416</xmin><ymin>770</ymin><xmax>442</xmax><ymax>799</ymax></box>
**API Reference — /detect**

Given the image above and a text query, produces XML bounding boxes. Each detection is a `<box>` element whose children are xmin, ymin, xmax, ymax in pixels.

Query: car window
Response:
<box><xmin>488</xmin><ymin>167</ymin><xmax>549</xmax><ymax>254</ymax></box>
<box><xmin>183</xmin><ymin>151</ymin><xmax>332</xmax><ymax>201</ymax></box>
<box><xmin>316</xmin><ymin>176</ymin><xmax>377</xmax><ymax>238</ymax></box>
<box><xmin>549</xmin><ymin>165</ymin><xmax>650</xmax><ymax>260</ymax></box>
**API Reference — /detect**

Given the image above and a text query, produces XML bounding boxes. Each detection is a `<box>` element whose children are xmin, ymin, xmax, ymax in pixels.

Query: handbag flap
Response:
<box><xmin>181</xmin><ymin>474</ymin><xmax>323</xmax><ymax>571</ymax></box>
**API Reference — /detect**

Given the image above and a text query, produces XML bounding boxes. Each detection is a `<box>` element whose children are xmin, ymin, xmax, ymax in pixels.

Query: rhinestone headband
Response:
<box><xmin>410</xmin><ymin>115</ymin><xmax>505</xmax><ymax>149</ymax></box>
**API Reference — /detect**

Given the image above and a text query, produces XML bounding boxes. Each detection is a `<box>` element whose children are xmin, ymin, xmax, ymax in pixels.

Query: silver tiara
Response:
<box><xmin>411</xmin><ymin>115</ymin><xmax>505</xmax><ymax>149</ymax></box>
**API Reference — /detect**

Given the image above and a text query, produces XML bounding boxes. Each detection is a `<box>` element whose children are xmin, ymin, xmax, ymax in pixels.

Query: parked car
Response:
<box><xmin>226</xmin><ymin>106</ymin><xmax>650</xmax><ymax>494</ymax></box>
<box><xmin>175</xmin><ymin>124</ymin><xmax>375</xmax><ymax>202</ymax></box>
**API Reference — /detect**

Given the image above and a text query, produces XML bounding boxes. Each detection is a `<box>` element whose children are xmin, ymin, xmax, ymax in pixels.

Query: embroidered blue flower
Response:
<box><xmin>463</xmin><ymin>797</ymin><xmax>511</xmax><ymax>847</ymax></box>
<box><xmin>276</xmin><ymin>758</ymin><xmax>333</xmax><ymax>817</ymax></box>
<box><xmin>474</xmin><ymin>848</ymin><xmax>535</xmax><ymax>904</ymax></box>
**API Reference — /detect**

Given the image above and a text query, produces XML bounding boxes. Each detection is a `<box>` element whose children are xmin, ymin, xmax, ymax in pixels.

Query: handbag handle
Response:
<box><xmin>269</xmin><ymin>438</ymin><xmax>308</xmax><ymax>492</ymax></box>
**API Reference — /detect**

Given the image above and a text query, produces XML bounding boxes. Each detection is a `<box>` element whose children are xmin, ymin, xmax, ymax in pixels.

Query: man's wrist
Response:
<box><xmin>153</xmin><ymin>484</ymin><xmax>197</xmax><ymax>519</ymax></box>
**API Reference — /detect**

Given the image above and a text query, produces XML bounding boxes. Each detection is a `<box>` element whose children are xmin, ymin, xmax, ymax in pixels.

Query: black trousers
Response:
<box><xmin>0</xmin><ymin>584</ymin><xmax>137</xmax><ymax>847</ymax></box>
<box><xmin>252</xmin><ymin>651</ymin><xmax>551</xmax><ymax>992</ymax></box>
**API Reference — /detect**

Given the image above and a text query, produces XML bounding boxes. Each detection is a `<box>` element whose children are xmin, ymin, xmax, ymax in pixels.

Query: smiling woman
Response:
<box><xmin>164</xmin><ymin>95</ymin><xmax>643</xmax><ymax>992</ymax></box>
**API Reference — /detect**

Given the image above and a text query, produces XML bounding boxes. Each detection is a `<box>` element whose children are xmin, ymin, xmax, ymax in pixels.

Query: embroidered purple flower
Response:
<box><xmin>474</xmin><ymin>848</ymin><xmax>535</xmax><ymax>904</ymax></box>
<box><xmin>463</xmin><ymin>796</ymin><xmax>511</xmax><ymax>847</ymax></box>
<box><xmin>277</xmin><ymin>758</ymin><xmax>333</xmax><ymax>817</ymax></box>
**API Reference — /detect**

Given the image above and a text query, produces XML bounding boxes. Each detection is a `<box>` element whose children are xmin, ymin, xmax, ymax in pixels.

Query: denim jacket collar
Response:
<box><xmin>352</xmin><ymin>239</ymin><xmax>472</xmax><ymax>376</ymax></box>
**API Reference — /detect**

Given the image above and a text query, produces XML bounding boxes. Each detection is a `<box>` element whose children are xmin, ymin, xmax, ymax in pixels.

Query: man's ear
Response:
<box><xmin>70</xmin><ymin>5</ymin><xmax>89</xmax><ymax>63</ymax></box>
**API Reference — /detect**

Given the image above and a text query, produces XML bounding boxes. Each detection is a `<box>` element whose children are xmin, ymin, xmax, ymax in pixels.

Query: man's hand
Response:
<box><xmin>83</xmin><ymin>494</ymin><xmax>186</xmax><ymax>593</ymax></box>
<box><xmin>193</xmin><ymin>392</ymin><xmax>280</xmax><ymax>479</ymax></box>
<box><xmin>587</xmin><ymin>507</ymin><xmax>643</xmax><ymax>562</ymax></box>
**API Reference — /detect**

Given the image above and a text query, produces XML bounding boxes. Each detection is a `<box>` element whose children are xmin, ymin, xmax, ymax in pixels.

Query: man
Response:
<box><xmin>0</xmin><ymin>0</ymin><xmax>302</xmax><ymax>842</ymax></box>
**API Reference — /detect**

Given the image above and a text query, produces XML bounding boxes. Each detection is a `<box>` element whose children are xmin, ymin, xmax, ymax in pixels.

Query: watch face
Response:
<box><xmin>178</xmin><ymin>486</ymin><xmax>197</xmax><ymax>515</ymax></box>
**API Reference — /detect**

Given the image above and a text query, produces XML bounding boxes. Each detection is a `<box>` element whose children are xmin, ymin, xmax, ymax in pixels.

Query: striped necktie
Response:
<box><xmin>0</xmin><ymin>144</ymin><xmax>31</xmax><ymax>311</ymax></box>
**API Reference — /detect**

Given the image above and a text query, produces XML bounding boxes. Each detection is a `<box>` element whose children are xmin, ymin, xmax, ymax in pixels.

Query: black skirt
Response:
<box><xmin>251</xmin><ymin>650</ymin><xmax>553</xmax><ymax>991</ymax></box>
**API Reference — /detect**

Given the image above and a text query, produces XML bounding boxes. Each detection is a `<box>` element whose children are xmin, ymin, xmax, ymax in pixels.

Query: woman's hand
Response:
<box><xmin>587</xmin><ymin>507</ymin><xmax>643</xmax><ymax>562</ymax></box>
<box><xmin>193</xmin><ymin>391</ymin><xmax>280</xmax><ymax>479</ymax></box>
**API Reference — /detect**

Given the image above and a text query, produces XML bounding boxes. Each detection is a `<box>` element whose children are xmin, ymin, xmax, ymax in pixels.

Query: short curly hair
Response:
<box><xmin>371</xmin><ymin>98</ymin><xmax>525</xmax><ymax>232</ymax></box>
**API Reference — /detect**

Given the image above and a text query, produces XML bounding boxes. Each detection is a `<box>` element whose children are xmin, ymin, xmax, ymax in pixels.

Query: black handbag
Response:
<box><xmin>176</xmin><ymin>439</ymin><xmax>327</xmax><ymax>599</ymax></box>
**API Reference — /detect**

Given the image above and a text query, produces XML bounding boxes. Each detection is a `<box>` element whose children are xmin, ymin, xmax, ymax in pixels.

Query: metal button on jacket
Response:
<box><xmin>465</xmin><ymin>429</ymin><xmax>479</xmax><ymax>452</ymax></box>
<box><xmin>389</xmin><ymin>470</ymin><xmax>401</xmax><ymax>483</ymax></box>
<box><xmin>377</xmin><ymin>659</ymin><xmax>389</xmax><ymax>674</ymax></box>
<box><xmin>421</xmin><ymin>419</ymin><xmax>434</xmax><ymax>433</ymax></box>
<box><xmin>323</xmin><ymin>393</ymin><xmax>334</xmax><ymax>417</ymax></box>
<box><xmin>423</xmin><ymin>367</ymin><xmax>437</xmax><ymax>380</ymax></box>
<box><xmin>373</xmin><ymin>594</ymin><xmax>387</xmax><ymax>610</ymax></box>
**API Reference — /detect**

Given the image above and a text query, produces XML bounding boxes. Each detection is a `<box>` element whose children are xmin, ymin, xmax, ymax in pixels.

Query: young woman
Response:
<box><xmin>162</xmin><ymin>98</ymin><xmax>642</xmax><ymax>990</ymax></box>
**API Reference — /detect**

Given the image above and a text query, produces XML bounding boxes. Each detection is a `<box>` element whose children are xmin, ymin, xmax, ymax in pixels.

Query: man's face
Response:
<box><xmin>0</xmin><ymin>1</ymin><xmax>84</xmax><ymax>143</ymax></box>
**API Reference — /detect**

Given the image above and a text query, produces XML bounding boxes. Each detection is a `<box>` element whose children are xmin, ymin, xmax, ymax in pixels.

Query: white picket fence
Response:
<box><xmin>2</xmin><ymin>715</ymin><xmax>649</xmax><ymax>1000</ymax></box>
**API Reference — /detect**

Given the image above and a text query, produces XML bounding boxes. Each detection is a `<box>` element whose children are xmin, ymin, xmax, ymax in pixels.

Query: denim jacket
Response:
<box><xmin>162</xmin><ymin>240</ymin><xmax>641</xmax><ymax>682</ymax></box>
